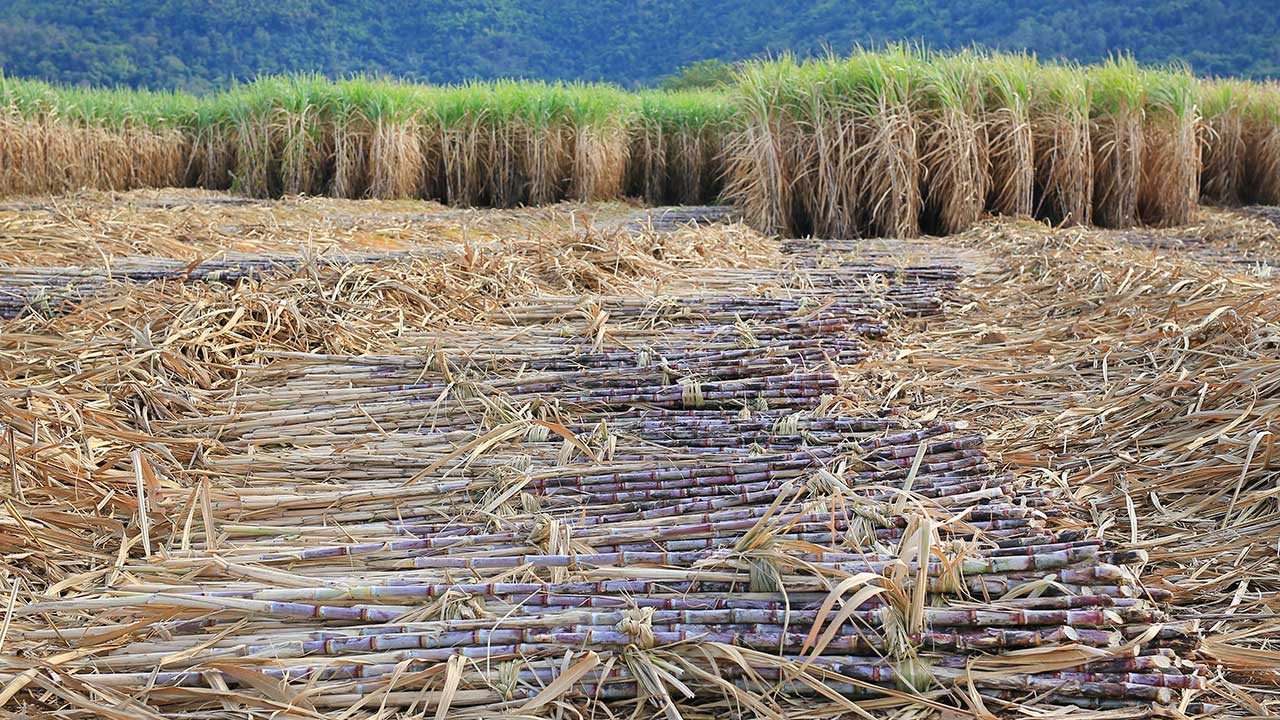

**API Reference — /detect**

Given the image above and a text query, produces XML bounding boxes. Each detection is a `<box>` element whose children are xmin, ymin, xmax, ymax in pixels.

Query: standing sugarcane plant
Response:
<box><xmin>1199</xmin><ymin>79</ymin><xmax>1248</xmax><ymax>206</ymax></box>
<box><xmin>980</xmin><ymin>53</ymin><xmax>1035</xmax><ymax>218</ymax></box>
<box><xmin>364</xmin><ymin>80</ymin><xmax>427</xmax><ymax>200</ymax></box>
<box><xmin>569</xmin><ymin>84</ymin><xmax>632</xmax><ymax>202</ymax></box>
<box><xmin>1030</xmin><ymin>63</ymin><xmax>1093</xmax><ymax>227</ymax></box>
<box><xmin>629</xmin><ymin>90</ymin><xmax>732</xmax><ymax>206</ymax></box>
<box><xmin>849</xmin><ymin>47</ymin><xmax>922</xmax><ymax>239</ymax></box>
<box><xmin>187</xmin><ymin>92</ymin><xmax>238</xmax><ymax>190</ymax></box>
<box><xmin>915</xmin><ymin>50</ymin><xmax>988</xmax><ymax>235</ymax></box>
<box><xmin>726</xmin><ymin>57</ymin><xmax>800</xmax><ymax>237</ymax></box>
<box><xmin>1138</xmin><ymin>65</ymin><xmax>1200</xmax><ymax>227</ymax></box>
<box><xmin>273</xmin><ymin>75</ymin><xmax>335</xmax><ymax>197</ymax></box>
<box><xmin>1090</xmin><ymin>56</ymin><xmax>1145</xmax><ymax>228</ymax></box>
<box><xmin>330</xmin><ymin>78</ymin><xmax>376</xmax><ymax>199</ymax></box>
<box><xmin>228</xmin><ymin>80</ymin><xmax>282</xmax><ymax>198</ymax></box>
<box><xmin>4</xmin><ymin>53</ymin><xmax>1280</xmax><ymax>235</ymax></box>
<box><xmin>1241</xmin><ymin>82</ymin><xmax>1280</xmax><ymax>205</ymax></box>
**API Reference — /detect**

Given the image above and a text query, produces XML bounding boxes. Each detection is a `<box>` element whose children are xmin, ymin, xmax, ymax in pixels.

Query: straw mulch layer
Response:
<box><xmin>0</xmin><ymin>189</ymin><xmax>652</xmax><ymax>267</ymax></box>
<box><xmin>0</xmin><ymin>192</ymin><xmax>1264</xmax><ymax>717</ymax></box>
<box><xmin>866</xmin><ymin>208</ymin><xmax>1280</xmax><ymax>715</ymax></box>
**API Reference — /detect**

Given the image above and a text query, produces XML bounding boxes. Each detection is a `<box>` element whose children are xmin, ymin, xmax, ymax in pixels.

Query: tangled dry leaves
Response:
<box><xmin>2</xmin><ymin>192</ymin><xmax>1277</xmax><ymax>718</ymax></box>
<box><xmin>0</xmin><ymin>194</ymin><xmax>780</xmax><ymax>602</ymax></box>
<box><xmin>878</xmin><ymin>208</ymin><xmax>1280</xmax><ymax>714</ymax></box>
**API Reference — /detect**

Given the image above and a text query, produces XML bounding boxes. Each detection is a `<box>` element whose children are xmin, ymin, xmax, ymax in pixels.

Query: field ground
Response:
<box><xmin>1</xmin><ymin>191</ymin><xmax>1279</xmax><ymax>717</ymax></box>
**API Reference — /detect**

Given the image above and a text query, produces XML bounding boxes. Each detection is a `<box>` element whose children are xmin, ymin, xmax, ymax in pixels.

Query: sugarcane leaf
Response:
<box><xmin>0</xmin><ymin>647</ymin><xmax>103</xmax><ymax>707</ymax></box>
<box><xmin>400</xmin><ymin>420</ymin><xmax>529</xmax><ymax>485</ymax></box>
<box><xmin>532</xmin><ymin>419</ymin><xmax>600</xmax><ymax>463</ymax></box>
<box><xmin>209</xmin><ymin>663</ymin><xmax>314</xmax><ymax>711</ymax></box>
<box><xmin>802</xmin><ymin>572</ymin><xmax>884</xmax><ymax>653</ymax></box>
<box><xmin>518</xmin><ymin>651</ymin><xmax>599</xmax><ymax>712</ymax></box>
<box><xmin>433</xmin><ymin>654</ymin><xmax>465</xmax><ymax>720</ymax></box>
<box><xmin>158</xmin><ymin>618</ymin><xmax>248</xmax><ymax>667</ymax></box>
<box><xmin>805</xmin><ymin>584</ymin><xmax>889</xmax><ymax>661</ymax></box>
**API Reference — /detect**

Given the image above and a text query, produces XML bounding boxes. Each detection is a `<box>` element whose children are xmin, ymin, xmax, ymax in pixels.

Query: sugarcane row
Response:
<box><xmin>5</xmin><ymin>240</ymin><xmax>1208</xmax><ymax>715</ymax></box>
<box><xmin>616</xmin><ymin>205</ymin><xmax>743</xmax><ymax>234</ymax></box>
<box><xmin>0</xmin><ymin>250</ymin><xmax>420</xmax><ymax>318</ymax></box>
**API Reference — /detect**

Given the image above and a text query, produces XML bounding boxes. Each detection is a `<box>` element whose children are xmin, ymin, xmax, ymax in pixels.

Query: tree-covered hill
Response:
<box><xmin>1</xmin><ymin>0</ymin><xmax>1275</xmax><ymax>92</ymax></box>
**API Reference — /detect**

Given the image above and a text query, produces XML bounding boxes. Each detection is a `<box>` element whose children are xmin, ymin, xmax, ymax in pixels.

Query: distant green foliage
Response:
<box><xmin>0</xmin><ymin>1</ymin><xmax>1277</xmax><ymax>92</ymax></box>
<box><xmin>659</xmin><ymin>61</ymin><xmax>739</xmax><ymax>91</ymax></box>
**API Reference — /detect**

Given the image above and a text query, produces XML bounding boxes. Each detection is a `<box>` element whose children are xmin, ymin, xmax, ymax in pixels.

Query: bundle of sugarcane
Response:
<box><xmin>176</xmin><ymin>295</ymin><xmax>897</xmax><ymax>445</ymax></box>
<box><xmin>386</xmin><ymin>317</ymin><xmax>888</xmax><ymax>364</ymax></box>
<box><xmin>337</xmin><ymin>337</ymin><xmax>871</xmax><ymax>376</ymax></box>
<box><xmin>0</xmin><ymin>250</ymin><xmax>422</xmax><ymax>318</ymax></box>
<box><xmin>494</xmin><ymin>294</ymin><xmax>885</xmax><ymax>322</ymax></box>
<box><xmin>4</xmin><ymin>427</ymin><xmax>1207</xmax><ymax>710</ymax></box>
<box><xmin>5</xmin><ymin>420</ymin><xmax>1204</xmax><ymax>715</ymax></box>
<box><xmin>0</xmin><ymin>205</ymin><xmax>1212</xmax><ymax>718</ymax></box>
<box><xmin>192</xmin><ymin>415</ymin><xmax>982</xmax><ymax>512</ymax></box>
<box><xmin>158</xmin><ymin>389</ymin><xmax>1114</xmax><ymax>598</ymax></box>
<box><xmin>615</xmin><ymin>205</ymin><xmax>743</xmax><ymax>235</ymax></box>
<box><xmin>182</xmin><ymin>368</ymin><xmax>844</xmax><ymax>448</ymax></box>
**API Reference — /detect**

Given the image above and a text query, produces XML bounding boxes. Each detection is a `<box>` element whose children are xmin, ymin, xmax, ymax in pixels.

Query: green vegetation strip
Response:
<box><xmin>2</xmin><ymin>48</ymin><xmax>1279</xmax><ymax>235</ymax></box>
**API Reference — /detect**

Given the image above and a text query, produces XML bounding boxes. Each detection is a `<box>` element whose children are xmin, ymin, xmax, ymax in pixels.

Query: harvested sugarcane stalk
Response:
<box><xmin>0</xmin><ymin>193</ymin><xmax>1212</xmax><ymax>717</ymax></box>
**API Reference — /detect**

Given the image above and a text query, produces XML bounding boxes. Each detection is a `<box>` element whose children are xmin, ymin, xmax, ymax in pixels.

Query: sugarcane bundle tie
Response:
<box><xmin>617</xmin><ymin>606</ymin><xmax>657</xmax><ymax>649</ymax></box>
<box><xmin>480</xmin><ymin>395</ymin><xmax>523</xmax><ymax>429</ymax></box>
<box><xmin>876</xmin><ymin>599</ymin><xmax>934</xmax><ymax>692</ymax></box>
<box><xmin>935</xmin><ymin>539</ymin><xmax>977</xmax><ymax>596</ymax></box>
<box><xmin>659</xmin><ymin>359</ymin><xmax>676</xmax><ymax>384</ymax></box>
<box><xmin>679</xmin><ymin>377</ymin><xmax>705</xmax><ymax>409</ymax></box>
<box><xmin>639</xmin><ymin>295</ymin><xmax>682</xmax><ymax>328</ymax></box>
<box><xmin>847</xmin><ymin>500</ymin><xmax>894</xmax><ymax>547</ymax></box>
<box><xmin>486</xmin><ymin>461</ymin><xmax>530</xmax><ymax>486</ymax></box>
<box><xmin>491</xmin><ymin>660</ymin><xmax>522</xmax><ymax>701</ymax></box>
<box><xmin>805</xmin><ymin>467</ymin><xmax>846</xmax><ymax>497</ymax></box>
<box><xmin>734</xmin><ymin>316</ymin><xmax>759</xmax><ymax>348</ymax></box>
<box><xmin>525</xmin><ymin>423</ymin><xmax>551</xmax><ymax>443</ymax></box>
<box><xmin>892</xmin><ymin>651</ymin><xmax>935</xmax><ymax>693</ymax></box>
<box><xmin>748</xmin><ymin>554</ymin><xmax>783</xmax><ymax>593</ymax></box>
<box><xmin>774</xmin><ymin>411</ymin><xmax>804</xmax><ymax>437</ymax></box>
<box><xmin>425</xmin><ymin>345</ymin><xmax>452</xmax><ymax>381</ymax></box>
<box><xmin>528</xmin><ymin>514</ymin><xmax>558</xmax><ymax>554</ymax></box>
<box><xmin>449</xmin><ymin>377</ymin><xmax>483</xmax><ymax>401</ymax></box>
<box><xmin>433</xmin><ymin>588</ymin><xmax>488</xmax><ymax>621</ymax></box>
<box><xmin>520</xmin><ymin>491</ymin><xmax>541</xmax><ymax>514</ymax></box>
<box><xmin>480</xmin><ymin>463</ymin><xmax>533</xmax><ymax>521</ymax></box>
<box><xmin>579</xmin><ymin>302</ymin><xmax>610</xmax><ymax>349</ymax></box>
<box><xmin>814</xmin><ymin>394</ymin><xmax>840</xmax><ymax>417</ymax></box>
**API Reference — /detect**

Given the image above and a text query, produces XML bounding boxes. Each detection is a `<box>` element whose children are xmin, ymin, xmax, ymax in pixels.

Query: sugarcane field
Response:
<box><xmin>4</xmin><ymin>45</ymin><xmax>1280</xmax><ymax>719</ymax></box>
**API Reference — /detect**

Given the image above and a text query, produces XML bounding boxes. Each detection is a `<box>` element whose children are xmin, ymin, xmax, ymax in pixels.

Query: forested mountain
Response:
<box><xmin>1</xmin><ymin>1</ymin><xmax>1275</xmax><ymax>92</ymax></box>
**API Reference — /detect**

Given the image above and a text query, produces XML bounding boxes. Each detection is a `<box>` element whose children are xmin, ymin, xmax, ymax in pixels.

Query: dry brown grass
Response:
<box><xmin>1243</xmin><ymin>118</ymin><xmax>1280</xmax><ymax>205</ymax></box>
<box><xmin>0</xmin><ymin>116</ymin><xmax>188</xmax><ymax>197</ymax></box>
<box><xmin>983</xmin><ymin>104</ymin><xmax>1035</xmax><ymax>218</ymax></box>
<box><xmin>1138</xmin><ymin>113</ymin><xmax>1201</xmax><ymax>227</ymax></box>
<box><xmin>3</xmin><ymin>191</ymin><xmax>1276</xmax><ymax>716</ymax></box>
<box><xmin>1090</xmin><ymin>110</ymin><xmax>1142</xmax><ymax>228</ymax></box>
<box><xmin>865</xmin><ymin>209</ymin><xmax>1280</xmax><ymax>714</ymax></box>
